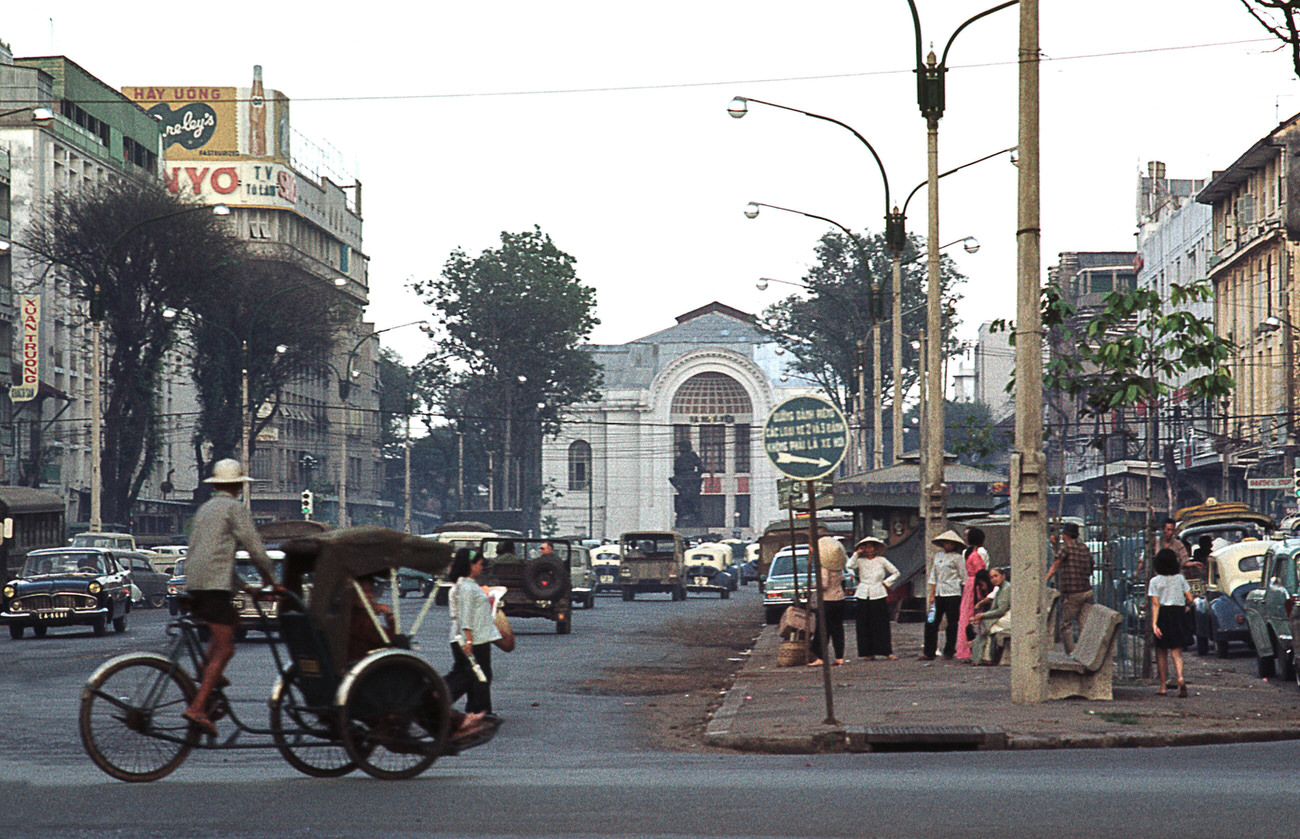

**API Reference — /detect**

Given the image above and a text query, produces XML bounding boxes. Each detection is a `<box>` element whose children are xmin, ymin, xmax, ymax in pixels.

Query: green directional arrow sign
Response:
<box><xmin>763</xmin><ymin>395</ymin><xmax>849</xmax><ymax>481</ymax></box>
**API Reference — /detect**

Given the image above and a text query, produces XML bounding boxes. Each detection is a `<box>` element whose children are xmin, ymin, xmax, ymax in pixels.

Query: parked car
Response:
<box><xmin>70</xmin><ymin>531</ymin><xmax>139</xmax><ymax>551</ymax></box>
<box><xmin>740</xmin><ymin>543</ymin><xmax>761</xmax><ymax>585</ymax></box>
<box><xmin>2</xmin><ymin>548</ymin><xmax>133</xmax><ymax>638</ymax></box>
<box><xmin>165</xmin><ymin>559</ymin><xmax>187</xmax><ymax>615</ymax></box>
<box><xmin>1243</xmin><ymin>539</ymin><xmax>1300</xmax><ymax>679</ymax></box>
<box><xmin>1194</xmin><ymin>540</ymin><xmax>1268</xmax><ymax>657</ymax></box>
<box><xmin>684</xmin><ymin>543</ymin><xmax>735</xmax><ymax>598</ymax></box>
<box><xmin>761</xmin><ymin>545</ymin><xmax>856</xmax><ymax>625</ymax></box>
<box><xmin>121</xmin><ymin>551</ymin><xmax>171</xmax><ymax>609</ymax></box>
<box><xmin>592</xmin><ymin>545</ymin><xmax>622</xmax><ymax>594</ymax></box>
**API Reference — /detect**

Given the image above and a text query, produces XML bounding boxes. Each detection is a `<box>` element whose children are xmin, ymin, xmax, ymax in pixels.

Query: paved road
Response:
<box><xmin>4</xmin><ymin>589</ymin><xmax>1300</xmax><ymax>837</ymax></box>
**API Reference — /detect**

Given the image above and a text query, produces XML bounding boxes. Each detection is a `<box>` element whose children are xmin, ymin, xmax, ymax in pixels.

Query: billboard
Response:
<box><xmin>10</xmin><ymin>296</ymin><xmax>40</xmax><ymax>403</ymax></box>
<box><xmin>162</xmin><ymin>160</ymin><xmax>298</xmax><ymax>210</ymax></box>
<box><xmin>122</xmin><ymin>67</ymin><xmax>291</xmax><ymax>162</ymax></box>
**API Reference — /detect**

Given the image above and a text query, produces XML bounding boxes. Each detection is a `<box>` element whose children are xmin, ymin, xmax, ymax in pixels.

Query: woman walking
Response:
<box><xmin>955</xmin><ymin>526</ymin><xmax>989</xmax><ymax>661</ymax></box>
<box><xmin>847</xmin><ymin>536</ymin><xmax>900</xmax><ymax>660</ymax></box>
<box><xmin>1150</xmin><ymin>547</ymin><xmax>1194</xmax><ymax>697</ymax></box>
<box><xmin>444</xmin><ymin>548</ymin><xmax>502</xmax><ymax>713</ymax></box>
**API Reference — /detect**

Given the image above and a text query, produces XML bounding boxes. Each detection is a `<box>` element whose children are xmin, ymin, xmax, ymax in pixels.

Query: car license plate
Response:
<box><xmin>599</xmin><ymin>575</ymin><xmax>614</xmax><ymax>584</ymax></box>
<box><xmin>37</xmin><ymin>609</ymin><xmax>70</xmax><ymax>620</ymax></box>
<box><xmin>694</xmin><ymin>576</ymin><xmax>708</xmax><ymax>586</ymax></box>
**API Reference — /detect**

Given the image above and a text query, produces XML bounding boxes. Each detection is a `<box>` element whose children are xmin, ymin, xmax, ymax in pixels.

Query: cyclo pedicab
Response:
<box><xmin>78</xmin><ymin>526</ymin><xmax>500</xmax><ymax>781</ymax></box>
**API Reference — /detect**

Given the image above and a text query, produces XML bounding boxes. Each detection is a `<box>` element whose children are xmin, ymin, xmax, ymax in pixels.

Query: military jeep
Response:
<box><xmin>478</xmin><ymin>537</ymin><xmax>574</xmax><ymax>634</ymax></box>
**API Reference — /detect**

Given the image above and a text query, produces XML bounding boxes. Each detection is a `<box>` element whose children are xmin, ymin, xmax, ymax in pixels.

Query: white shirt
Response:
<box><xmin>448</xmin><ymin>577</ymin><xmax>503</xmax><ymax>646</ymax></box>
<box><xmin>1147</xmin><ymin>573</ymin><xmax>1190</xmax><ymax>607</ymax></box>
<box><xmin>928</xmin><ymin>550</ymin><xmax>965</xmax><ymax>597</ymax></box>
<box><xmin>848</xmin><ymin>554</ymin><xmax>900</xmax><ymax>601</ymax></box>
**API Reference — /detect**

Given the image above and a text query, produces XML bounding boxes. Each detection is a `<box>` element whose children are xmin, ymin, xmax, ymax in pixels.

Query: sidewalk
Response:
<box><xmin>705</xmin><ymin>619</ymin><xmax>1300</xmax><ymax>752</ymax></box>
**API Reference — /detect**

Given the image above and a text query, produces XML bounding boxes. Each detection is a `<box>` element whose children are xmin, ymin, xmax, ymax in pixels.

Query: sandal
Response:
<box><xmin>182</xmin><ymin>710</ymin><xmax>217</xmax><ymax>736</ymax></box>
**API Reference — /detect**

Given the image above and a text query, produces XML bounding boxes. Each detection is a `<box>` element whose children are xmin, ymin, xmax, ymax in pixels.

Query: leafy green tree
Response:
<box><xmin>760</xmin><ymin>229</ymin><xmax>965</xmax><ymax>453</ymax></box>
<box><xmin>410</xmin><ymin>227</ymin><xmax>602</xmax><ymax>529</ymax></box>
<box><xmin>182</xmin><ymin>260</ymin><xmax>352</xmax><ymax>492</ymax></box>
<box><xmin>23</xmin><ymin>179</ymin><xmax>243</xmax><ymax>524</ymax></box>
<box><xmin>899</xmin><ymin>399</ymin><xmax>1010</xmax><ymax>469</ymax></box>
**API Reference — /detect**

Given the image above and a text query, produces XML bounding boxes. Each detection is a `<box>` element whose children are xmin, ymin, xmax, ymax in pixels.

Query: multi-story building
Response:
<box><xmin>1134</xmin><ymin>162</ymin><xmax>1218</xmax><ymax>510</ymax></box>
<box><xmin>1197</xmin><ymin>117</ymin><xmax>1300</xmax><ymax>518</ymax></box>
<box><xmin>122</xmin><ymin>68</ymin><xmax>384</xmax><ymax>527</ymax></box>
<box><xmin>0</xmin><ymin>49</ymin><xmax>163</xmax><ymax>524</ymax></box>
<box><xmin>540</xmin><ymin>302</ymin><xmax>813</xmax><ymax>541</ymax></box>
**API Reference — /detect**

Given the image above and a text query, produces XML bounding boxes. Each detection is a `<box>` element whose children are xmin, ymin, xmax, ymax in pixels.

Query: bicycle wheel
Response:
<box><xmin>269</xmin><ymin>665</ymin><xmax>356</xmax><ymax>777</ymax></box>
<box><xmin>79</xmin><ymin>653</ymin><xmax>196</xmax><ymax>782</ymax></box>
<box><xmin>338</xmin><ymin>651</ymin><xmax>450</xmax><ymax>780</ymax></box>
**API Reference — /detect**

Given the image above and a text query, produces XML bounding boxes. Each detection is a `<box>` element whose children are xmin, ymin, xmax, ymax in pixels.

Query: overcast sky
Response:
<box><xmin>6</xmin><ymin>2</ymin><xmax>1297</xmax><ymax>364</ymax></box>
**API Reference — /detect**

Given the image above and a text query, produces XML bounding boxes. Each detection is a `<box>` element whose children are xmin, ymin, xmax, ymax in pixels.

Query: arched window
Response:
<box><xmin>568</xmin><ymin>440</ymin><xmax>592</xmax><ymax>491</ymax></box>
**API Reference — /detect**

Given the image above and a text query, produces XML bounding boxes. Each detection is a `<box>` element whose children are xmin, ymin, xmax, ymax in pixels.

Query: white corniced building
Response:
<box><xmin>540</xmin><ymin>302</ymin><xmax>818</xmax><ymax>541</ymax></box>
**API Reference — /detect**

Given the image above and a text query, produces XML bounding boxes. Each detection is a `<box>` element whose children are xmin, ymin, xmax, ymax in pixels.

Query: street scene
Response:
<box><xmin>8</xmin><ymin>1</ymin><xmax>1300</xmax><ymax>836</ymax></box>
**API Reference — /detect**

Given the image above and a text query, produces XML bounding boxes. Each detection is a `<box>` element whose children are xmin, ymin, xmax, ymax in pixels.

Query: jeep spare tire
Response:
<box><xmin>523</xmin><ymin>557</ymin><xmax>569</xmax><ymax>599</ymax></box>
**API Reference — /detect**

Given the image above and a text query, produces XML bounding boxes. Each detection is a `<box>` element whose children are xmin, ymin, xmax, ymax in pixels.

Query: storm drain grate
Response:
<box><xmin>859</xmin><ymin>725</ymin><xmax>1006</xmax><ymax>752</ymax></box>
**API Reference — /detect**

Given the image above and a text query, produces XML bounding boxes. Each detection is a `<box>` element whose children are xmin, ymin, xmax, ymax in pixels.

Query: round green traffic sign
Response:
<box><xmin>762</xmin><ymin>395</ymin><xmax>849</xmax><ymax>480</ymax></box>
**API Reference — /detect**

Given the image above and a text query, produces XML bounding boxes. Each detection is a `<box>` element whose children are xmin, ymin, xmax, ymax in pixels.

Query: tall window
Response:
<box><xmin>568</xmin><ymin>440</ymin><xmax>592</xmax><ymax>491</ymax></box>
<box><xmin>734</xmin><ymin>424</ymin><xmax>750</xmax><ymax>473</ymax></box>
<box><xmin>700</xmin><ymin>425</ymin><xmax>725</xmax><ymax>472</ymax></box>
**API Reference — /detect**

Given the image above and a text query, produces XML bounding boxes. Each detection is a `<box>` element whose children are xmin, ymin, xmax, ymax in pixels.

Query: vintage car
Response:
<box><xmin>740</xmin><ymin>543</ymin><xmax>761</xmax><ymax>585</ymax></box>
<box><xmin>163</xmin><ymin>552</ymin><xmax>287</xmax><ymax>640</ymax></box>
<box><xmin>563</xmin><ymin>543</ymin><xmax>596</xmax><ymax>610</ymax></box>
<box><xmin>761</xmin><ymin>545</ymin><xmax>857</xmax><ymax>625</ymax></box>
<box><xmin>2</xmin><ymin>548</ymin><xmax>133</xmax><ymax>638</ymax></box>
<box><xmin>591</xmin><ymin>544</ymin><xmax>622</xmax><ymax>594</ymax></box>
<box><xmin>1243</xmin><ymin>539</ymin><xmax>1300</xmax><ymax>679</ymax></box>
<box><xmin>121</xmin><ymin>551</ymin><xmax>171</xmax><ymax>609</ymax></box>
<box><xmin>619</xmin><ymin>531</ymin><xmax>686</xmax><ymax>601</ymax></box>
<box><xmin>145</xmin><ymin>544</ymin><xmax>187</xmax><ymax>575</ymax></box>
<box><xmin>477</xmin><ymin>538</ymin><xmax>574</xmax><ymax>634</ymax></box>
<box><xmin>683</xmin><ymin>542</ymin><xmax>736</xmax><ymax>598</ymax></box>
<box><xmin>396</xmin><ymin>567</ymin><xmax>434</xmax><ymax>598</ymax></box>
<box><xmin>1194</xmin><ymin>540</ymin><xmax>1268</xmax><ymax>657</ymax></box>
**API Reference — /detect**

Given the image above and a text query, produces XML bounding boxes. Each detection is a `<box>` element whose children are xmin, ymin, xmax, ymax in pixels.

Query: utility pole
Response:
<box><xmin>1009</xmin><ymin>0</ymin><xmax>1048</xmax><ymax>704</ymax></box>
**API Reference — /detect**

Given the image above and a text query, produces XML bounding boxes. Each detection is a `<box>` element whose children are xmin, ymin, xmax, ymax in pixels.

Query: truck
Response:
<box><xmin>618</xmin><ymin>531</ymin><xmax>686</xmax><ymax>601</ymax></box>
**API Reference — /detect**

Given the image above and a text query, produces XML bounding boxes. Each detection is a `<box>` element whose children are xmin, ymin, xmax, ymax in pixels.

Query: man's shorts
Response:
<box><xmin>187</xmin><ymin>590</ymin><xmax>239</xmax><ymax>626</ymax></box>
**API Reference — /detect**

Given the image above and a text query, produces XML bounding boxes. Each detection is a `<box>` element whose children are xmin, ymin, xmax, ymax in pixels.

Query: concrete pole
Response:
<box><xmin>1010</xmin><ymin>0</ymin><xmax>1048</xmax><ymax>704</ymax></box>
<box><xmin>339</xmin><ymin>401</ymin><xmax>349</xmax><ymax>527</ymax></box>
<box><xmin>241</xmin><ymin>349</ymin><xmax>251</xmax><ymax>510</ymax></box>
<box><xmin>872</xmin><ymin>319</ymin><xmax>883</xmax><ymax>470</ymax></box>
<box><xmin>403</xmin><ymin>411</ymin><xmax>412</xmax><ymax>533</ymax></box>
<box><xmin>892</xmin><ymin>251</ymin><xmax>904</xmax><ymax>462</ymax></box>
<box><xmin>922</xmin><ymin>50</ymin><xmax>947</xmax><ymax>560</ymax></box>
<box><xmin>856</xmin><ymin>339</ymin><xmax>868</xmax><ymax>472</ymax></box>
<box><xmin>90</xmin><ymin>314</ymin><xmax>102</xmax><ymax>532</ymax></box>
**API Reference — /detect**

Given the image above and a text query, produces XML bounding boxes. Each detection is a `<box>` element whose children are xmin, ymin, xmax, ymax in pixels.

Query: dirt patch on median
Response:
<box><xmin>578</xmin><ymin>601</ymin><xmax>765</xmax><ymax>750</ymax></box>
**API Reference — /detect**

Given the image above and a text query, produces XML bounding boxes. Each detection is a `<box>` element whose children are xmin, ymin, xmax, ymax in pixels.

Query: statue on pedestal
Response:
<box><xmin>670</xmin><ymin>439</ymin><xmax>704</xmax><ymax>529</ymax></box>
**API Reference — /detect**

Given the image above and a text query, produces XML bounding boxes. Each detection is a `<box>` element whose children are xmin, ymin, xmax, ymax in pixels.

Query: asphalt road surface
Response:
<box><xmin>3</xmin><ymin>587</ymin><xmax>1300</xmax><ymax>838</ymax></box>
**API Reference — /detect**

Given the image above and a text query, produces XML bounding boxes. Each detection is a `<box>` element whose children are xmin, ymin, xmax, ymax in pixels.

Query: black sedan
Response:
<box><xmin>2</xmin><ymin>548</ymin><xmax>132</xmax><ymax>638</ymax></box>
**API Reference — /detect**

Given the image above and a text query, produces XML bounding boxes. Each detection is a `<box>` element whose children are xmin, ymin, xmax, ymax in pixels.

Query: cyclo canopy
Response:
<box><xmin>278</xmin><ymin>526</ymin><xmax>453</xmax><ymax>672</ymax></box>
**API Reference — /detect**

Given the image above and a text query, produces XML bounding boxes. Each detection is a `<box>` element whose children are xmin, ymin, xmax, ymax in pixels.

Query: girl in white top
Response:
<box><xmin>847</xmin><ymin>536</ymin><xmax>901</xmax><ymax>660</ymax></box>
<box><xmin>445</xmin><ymin>549</ymin><xmax>502</xmax><ymax>713</ymax></box>
<box><xmin>1149</xmin><ymin>547</ymin><xmax>1194</xmax><ymax>697</ymax></box>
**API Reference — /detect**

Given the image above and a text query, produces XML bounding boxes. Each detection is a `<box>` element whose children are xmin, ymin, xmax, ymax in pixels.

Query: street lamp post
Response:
<box><xmin>335</xmin><ymin>319</ymin><xmax>428</xmax><ymax>527</ymax></box>
<box><xmin>904</xmin><ymin>0</ymin><xmax>1018</xmax><ymax>557</ymax></box>
<box><xmin>745</xmin><ymin>201</ymin><xmax>881</xmax><ymax>470</ymax></box>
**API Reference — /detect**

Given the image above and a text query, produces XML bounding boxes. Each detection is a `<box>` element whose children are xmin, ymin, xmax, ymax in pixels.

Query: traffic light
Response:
<box><xmin>301</xmin><ymin>489</ymin><xmax>314</xmax><ymax>518</ymax></box>
<box><xmin>1293</xmin><ymin>467</ymin><xmax>1300</xmax><ymax>499</ymax></box>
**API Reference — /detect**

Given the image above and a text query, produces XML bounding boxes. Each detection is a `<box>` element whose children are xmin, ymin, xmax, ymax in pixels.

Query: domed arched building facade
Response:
<box><xmin>541</xmin><ymin>302</ymin><xmax>815</xmax><ymax>541</ymax></box>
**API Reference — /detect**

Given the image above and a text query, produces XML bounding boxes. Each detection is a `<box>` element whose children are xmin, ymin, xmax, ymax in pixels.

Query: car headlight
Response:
<box><xmin>2</xmin><ymin>584</ymin><xmax>14</xmax><ymax>599</ymax></box>
<box><xmin>88</xmin><ymin>582</ymin><xmax>102</xmax><ymax>595</ymax></box>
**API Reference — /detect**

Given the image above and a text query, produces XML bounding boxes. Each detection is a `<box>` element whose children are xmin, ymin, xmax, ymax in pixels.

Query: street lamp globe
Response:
<box><xmin>963</xmin><ymin>237</ymin><xmax>980</xmax><ymax>254</ymax></box>
<box><xmin>727</xmin><ymin>97</ymin><xmax>748</xmax><ymax>119</ymax></box>
<box><xmin>744</xmin><ymin>203</ymin><xmax>760</xmax><ymax>219</ymax></box>
<box><xmin>212</xmin><ymin>204</ymin><xmax>231</xmax><ymax>216</ymax></box>
<box><xmin>755</xmin><ymin>278</ymin><xmax>769</xmax><ymax>291</ymax></box>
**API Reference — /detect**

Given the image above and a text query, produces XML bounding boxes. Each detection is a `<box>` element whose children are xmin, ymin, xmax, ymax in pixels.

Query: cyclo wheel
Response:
<box><xmin>79</xmin><ymin>653</ymin><xmax>197</xmax><ymax>782</ymax></box>
<box><xmin>337</xmin><ymin>650</ymin><xmax>451</xmax><ymax>780</ymax></box>
<box><xmin>269</xmin><ymin>665</ymin><xmax>356</xmax><ymax>777</ymax></box>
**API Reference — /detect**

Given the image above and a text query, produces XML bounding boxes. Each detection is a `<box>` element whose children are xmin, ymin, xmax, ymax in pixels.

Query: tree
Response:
<box><xmin>410</xmin><ymin>227</ymin><xmax>602</xmax><ymax>529</ymax></box>
<box><xmin>1241</xmin><ymin>1</ymin><xmax>1300</xmax><ymax>77</ymax></box>
<box><xmin>23</xmin><ymin>178</ymin><xmax>243</xmax><ymax>525</ymax></box>
<box><xmin>760</xmin><ymin>229</ymin><xmax>965</xmax><ymax>455</ymax></box>
<box><xmin>899</xmin><ymin>399</ymin><xmax>1010</xmax><ymax>469</ymax></box>
<box><xmin>182</xmin><ymin>260</ymin><xmax>352</xmax><ymax>491</ymax></box>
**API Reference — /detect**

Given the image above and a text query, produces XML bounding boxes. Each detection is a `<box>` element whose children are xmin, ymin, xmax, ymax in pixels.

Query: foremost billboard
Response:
<box><xmin>122</xmin><ymin>72</ymin><xmax>290</xmax><ymax>162</ymax></box>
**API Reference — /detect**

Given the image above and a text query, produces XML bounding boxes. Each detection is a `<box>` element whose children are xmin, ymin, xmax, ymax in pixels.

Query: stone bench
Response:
<box><xmin>1046</xmin><ymin>603</ymin><xmax>1122</xmax><ymax>700</ymax></box>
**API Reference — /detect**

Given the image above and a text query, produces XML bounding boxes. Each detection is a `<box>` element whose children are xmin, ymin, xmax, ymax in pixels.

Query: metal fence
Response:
<box><xmin>1085</xmin><ymin>524</ymin><xmax>1152</xmax><ymax>680</ymax></box>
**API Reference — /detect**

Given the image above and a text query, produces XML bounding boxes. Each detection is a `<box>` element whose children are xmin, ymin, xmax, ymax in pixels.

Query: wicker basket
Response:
<box><xmin>776</xmin><ymin>639</ymin><xmax>809</xmax><ymax>667</ymax></box>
